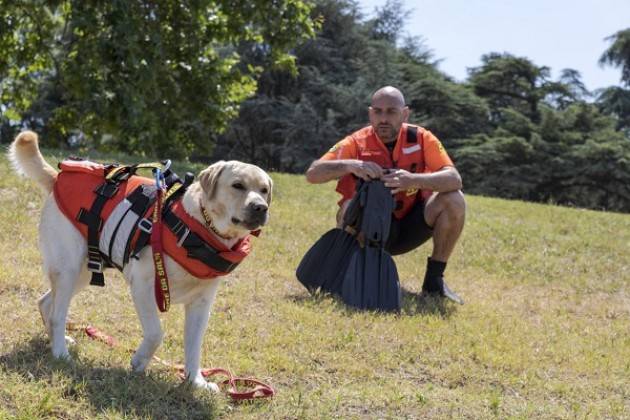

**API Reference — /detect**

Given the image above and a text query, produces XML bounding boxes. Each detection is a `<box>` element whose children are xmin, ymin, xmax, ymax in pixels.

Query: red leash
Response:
<box><xmin>68</xmin><ymin>322</ymin><xmax>275</xmax><ymax>401</ymax></box>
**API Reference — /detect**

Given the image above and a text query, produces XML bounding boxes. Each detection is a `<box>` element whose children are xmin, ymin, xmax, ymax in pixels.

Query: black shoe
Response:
<box><xmin>422</xmin><ymin>276</ymin><xmax>464</xmax><ymax>305</ymax></box>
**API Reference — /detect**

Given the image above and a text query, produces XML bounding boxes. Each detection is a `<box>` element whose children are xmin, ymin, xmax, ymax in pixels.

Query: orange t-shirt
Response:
<box><xmin>319</xmin><ymin>123</ymin><xmax>454</xmax><ymax>218</ymax></box>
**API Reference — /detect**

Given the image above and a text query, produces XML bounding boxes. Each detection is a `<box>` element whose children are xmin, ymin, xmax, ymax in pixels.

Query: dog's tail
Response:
<box><xmin>8</xmin><ymin>131</ymin><xmax>58</xmax><ymax>193</ymax></box>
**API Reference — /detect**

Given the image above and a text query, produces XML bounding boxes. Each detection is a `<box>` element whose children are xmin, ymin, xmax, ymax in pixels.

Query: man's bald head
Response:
<box><xmin>371</xmin><ymin>86</ymin><xmax>406</xmax><ymax>108</ymax></box>
<box><xmin>368</xmin><ymin>86</ymin><xmax>409</xmax><ymax>143</ymax></box>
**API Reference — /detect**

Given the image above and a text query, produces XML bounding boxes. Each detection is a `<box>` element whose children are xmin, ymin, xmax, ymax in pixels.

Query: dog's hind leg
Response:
<box><xmin>38</xmin><ymin>196</ymin><xmax>89</xmax><ymax>359</ymax></box>
<box><xmin>46</xmin><ymin>269</ymin><xmax>87</xmax><ymax>359</ymax></box>
<box><xmin>38</xmin><ymin>267</ymin><xmax>90</xmax><ymax>348</ymax></box>
<box><xmin>184</xmin><ymin>280</ymin><xmax>221</xmax><ymax>392</ymax></box>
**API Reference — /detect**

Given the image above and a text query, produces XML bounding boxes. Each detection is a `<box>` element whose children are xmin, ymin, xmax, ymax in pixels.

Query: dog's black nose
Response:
<box><xmin>251</xmin><ymin>203</ymin><xmax>268</xmax><ymax>213</ymax></box>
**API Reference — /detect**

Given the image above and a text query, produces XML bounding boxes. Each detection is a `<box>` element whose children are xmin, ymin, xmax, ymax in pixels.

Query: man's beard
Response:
<box><xmin>377</xmin><ymin>124</ymin><xmax>396</xmax><ymax>142</ymax></box>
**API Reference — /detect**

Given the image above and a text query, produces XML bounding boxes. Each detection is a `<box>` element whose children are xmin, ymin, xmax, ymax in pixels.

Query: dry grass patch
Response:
<box><xmin>0</xmin><ymin>151</ymin><xmax>629</xmax><ymax>419</ymax></box>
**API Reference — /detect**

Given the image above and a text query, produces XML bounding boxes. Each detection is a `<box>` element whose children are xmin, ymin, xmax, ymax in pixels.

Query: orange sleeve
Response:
<box><xmin>423</xmin><ymin>130</ymin><xmax>454</xmax><ymax>171</ymax></box>
<box><xmin>320</xmin><ymin>136</ymin><xmax>358</xmax><ymax>161</ymax></box>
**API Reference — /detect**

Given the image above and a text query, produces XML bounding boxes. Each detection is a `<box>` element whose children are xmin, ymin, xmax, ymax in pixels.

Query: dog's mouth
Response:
<box><xmin>232</xmin><ymin>215</ymin><xmax>267</xmax><ymax>231</ymax></box>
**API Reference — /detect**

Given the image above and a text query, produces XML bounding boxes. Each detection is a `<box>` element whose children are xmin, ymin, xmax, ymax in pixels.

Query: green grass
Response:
<box><xmin>1</xmin><ymin>150</ymin><xmax>629</xmax><ymax>419</ymax></box>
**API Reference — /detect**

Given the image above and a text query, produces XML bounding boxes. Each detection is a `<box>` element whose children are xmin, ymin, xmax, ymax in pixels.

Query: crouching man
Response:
<box><xmin>306</xmin><ymin>86</ymin><xmax>466</xmax><ymax>302</ymax></box>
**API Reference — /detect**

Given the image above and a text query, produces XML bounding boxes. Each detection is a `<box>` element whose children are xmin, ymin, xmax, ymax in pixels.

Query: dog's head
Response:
<box><xmin>197</xmin><ymin>160</ymin><xmax>273</xmax><ymax>238</ymax></box>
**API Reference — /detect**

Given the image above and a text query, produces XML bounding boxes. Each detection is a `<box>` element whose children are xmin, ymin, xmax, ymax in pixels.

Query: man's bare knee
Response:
<box><xmin>425</xmin><ymin>191</ymin><xmax>465</xmax><ymax>227</ymax></box>
<box><xmin>441</xmin><ymin>190</ymin><xmax>466</xmax><ymax>219</ymax></box>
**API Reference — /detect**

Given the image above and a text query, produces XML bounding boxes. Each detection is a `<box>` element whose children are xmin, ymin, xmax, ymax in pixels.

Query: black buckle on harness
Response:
<box><xmin>95</xmin><ymin>182</ymin><xmax>119</xmax><ymax>198</ymax></box>
<box><xmin>171</xmin><ymin>219</ymin><xmax>186</xmax><ymax>236</ymax></box>
<box><xmin>87</xmin><ymin>260</ymin><xmax>103</xmax><ymax>272</ymax></box>
<box><xmin>87</xmin><ymin>245</ymin><xmax>102</xmax><ymax>263</ymax></box>
<box><xmin>170</xmin><ymin>218</ymin><xmax>191</xmax><ymax>247</ymax></box>
<box><xmin>138</xmin><ymin>218</ymin><xmax>152</xmax><ymax>234</ymax></box>
<box><xmin>86</xmin><ymin>244</ymin><xmax>105</xmax><ymax>286</ymax></box>
<box><xmin>176</xmin><ymin>227</ymin><xmax>191</xmax><ymax>247</ymax></box>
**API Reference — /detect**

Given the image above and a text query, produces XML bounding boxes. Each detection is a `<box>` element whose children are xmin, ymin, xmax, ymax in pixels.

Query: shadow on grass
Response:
<box><xmin>287</xmin><ymin>286</ymin><xmax>457</xmax><ymax>318</ymax></box>
<box><xmin>0</xmin><ymin>335</ymin><xmax>220</xmax><ymax>419</ymax></box>
<box><xmin>399</xmin><ymin>287</ymin><xmax>457</xmax><ymax>318</ymax></box>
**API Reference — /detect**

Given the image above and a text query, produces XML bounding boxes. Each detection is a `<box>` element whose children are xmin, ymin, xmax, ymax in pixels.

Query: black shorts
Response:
<box><xmin>385</xmin><ymin>201</ymin><xmax>433</xmax><ymax>256</ymax></box>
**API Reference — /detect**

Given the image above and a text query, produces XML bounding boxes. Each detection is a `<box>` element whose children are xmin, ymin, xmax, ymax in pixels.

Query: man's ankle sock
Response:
<box><xmin>422</xmin><ymin>257</ymin><xmax>447</xmax><ymax>293</ymax></box>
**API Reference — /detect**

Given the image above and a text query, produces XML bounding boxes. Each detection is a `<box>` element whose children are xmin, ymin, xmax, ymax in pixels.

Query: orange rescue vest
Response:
<box><xmin>53</xmin><ymin>160</ymin><xmax>253</xmax><ymax>280</ymax></box>
<box><xmin>335</xmin><ymin>124</ymin><xmax>433</xmax><ymax>219</ymax></box>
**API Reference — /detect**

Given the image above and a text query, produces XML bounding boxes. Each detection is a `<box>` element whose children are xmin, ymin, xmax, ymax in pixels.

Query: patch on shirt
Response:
<box><xmin>406</xmin><ymin>188</ymin><xmax>418</xmax><ymax>196</ymax></box>
<box><xmin>402</xmin><ymin>144</ymin><xmax>421</xmax><ymax>154</ymax></box>
<box><xmin>328</xmin><ymin>142</ymin><xmax>342</xmax><ymax>153</ymax></box>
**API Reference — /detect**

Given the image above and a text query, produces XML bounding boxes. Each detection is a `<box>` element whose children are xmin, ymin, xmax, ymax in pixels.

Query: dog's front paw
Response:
<box><xmin>191</xmin><ymin>376</ymin><xmax>220</xmax><ymax>393</ymax></box>
<box><xmin>130</xmin><ymin>353</ymin><xmax>151</xmax><ymax>373</ymax></box>
<box><xmin>65</xmin><ymin>335</ymin><xmax>76</xmax><ymax>346</ymax></box>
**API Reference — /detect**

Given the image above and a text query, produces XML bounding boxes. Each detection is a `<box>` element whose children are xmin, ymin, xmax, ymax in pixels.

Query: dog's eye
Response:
<box><xmin>232</xmin><ymin>182</ymin><xmax>245</xmax><ymax>190</ymax></box>
<box><xmin>260</xmin><ymin>188</ymin><xmax>268</xmax><ymax>194</ymax></box>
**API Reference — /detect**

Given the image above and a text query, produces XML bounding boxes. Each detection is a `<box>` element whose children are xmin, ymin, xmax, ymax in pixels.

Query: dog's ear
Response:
<box><xmin>198</xmin><ymin>161</ymin><xmax>227</xmax><ymax>199</ymax></box>
<box><xmin>265</xmin><ymin>175</ymin><xmax>273</xmax><ymax>205</ymax></box>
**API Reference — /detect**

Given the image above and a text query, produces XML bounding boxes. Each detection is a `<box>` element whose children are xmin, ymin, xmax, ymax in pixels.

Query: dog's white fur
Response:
<box><xmin>8</xmin><ymin>131</ymin><xmax>272</xmax><ymax>392</ymax></box>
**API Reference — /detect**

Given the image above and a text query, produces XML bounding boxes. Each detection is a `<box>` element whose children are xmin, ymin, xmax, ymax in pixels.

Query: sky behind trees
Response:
<box><xmin>358</xmin><ymin>0</ymin><xmax>630</xmax><ymax>90</ymax></box>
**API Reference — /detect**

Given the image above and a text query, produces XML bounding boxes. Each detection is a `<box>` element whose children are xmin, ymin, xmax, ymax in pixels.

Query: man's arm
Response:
<box><xmin>382</xmin><ymin>166</ymin><xmax>462</xmax><ymax>194</ymax></box>
<box><xmin>306</xmin><ymin>159</ymin><xmax>385</xmax><ymax>184</ymax></box>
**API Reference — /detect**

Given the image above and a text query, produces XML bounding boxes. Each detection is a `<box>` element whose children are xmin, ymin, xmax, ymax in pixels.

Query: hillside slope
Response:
<box><xmin>0</xmin><ymin>152</ymin><xmax>628</xmax><ymax>419</ymax></box>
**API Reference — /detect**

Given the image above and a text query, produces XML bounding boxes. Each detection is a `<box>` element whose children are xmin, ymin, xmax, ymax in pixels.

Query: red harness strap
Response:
<box><xmin>151</xmin><ymin>188</ymin><xmax>170</xmax><ymax>312</ymax></box>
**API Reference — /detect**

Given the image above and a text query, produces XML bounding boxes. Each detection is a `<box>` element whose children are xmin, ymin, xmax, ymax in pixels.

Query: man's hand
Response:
<box><xmin>347</xmin><ymin>160</ymin><xmax>385</xmax><ymax>181</ymax></box>
<box><xmin>382</xmin><ymin>169</ymin><xmax>419</xmax><ymax>194</ymax></box>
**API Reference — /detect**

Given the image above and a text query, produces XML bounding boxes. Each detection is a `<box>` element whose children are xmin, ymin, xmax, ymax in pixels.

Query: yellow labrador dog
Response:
<box><xmin>9</xmin><ymin>131</ymin><xmax>272</xmax><ymax>392</ymax></box>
